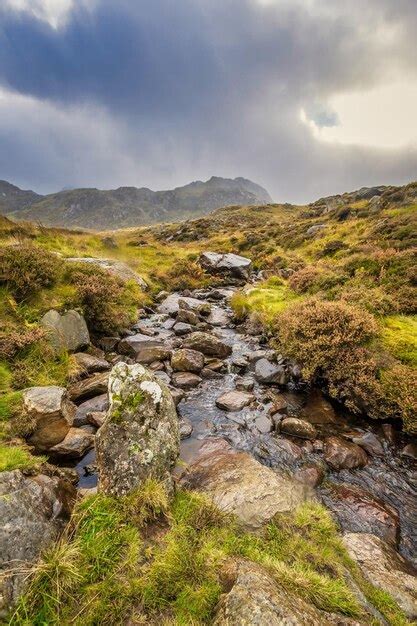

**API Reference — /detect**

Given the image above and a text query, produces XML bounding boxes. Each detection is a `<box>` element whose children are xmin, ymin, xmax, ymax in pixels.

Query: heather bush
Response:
<box><xmin>66</xmin><ymin>263</ymin><xmax>137</xmax><ymax>334</ymax></box>
<box><xmin>0</xmin><ymin>325</ymin><xmax>46</xmax><ymax>360</ymax></box>
<box><xmin>288</xmin><ymin>266</ymin><xmax>323</xmax><ymax>294</ymax></box>
<box><xmin>0</xmin><ymin>244</ymin><xmax>61</xmax><ymax>301</ymax></box>
<box><xmin>159</xmin><ymin>258</ymin><xmax>214</xmax><ymax>291</ymax></box>
<box><xmin>275</xmin><ymin>298</ymin><xmax>378</xmax><ymax>379</ymax></box>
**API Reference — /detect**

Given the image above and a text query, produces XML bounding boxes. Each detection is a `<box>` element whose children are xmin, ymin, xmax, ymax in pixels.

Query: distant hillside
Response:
<box><xmin>0</xmin><ymin>180</ymin><xmax>42</xmax><ymax>214</ymax></box>
<box><xmin>3</xmin><ymin>176</ymin><xmax>272</xmax><ymax>230</ymax></box>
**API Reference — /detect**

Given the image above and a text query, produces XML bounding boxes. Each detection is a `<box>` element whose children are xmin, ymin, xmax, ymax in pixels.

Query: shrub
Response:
<box><xmin>275</xmin><ymin>299</ymin><xmax>378</xmax><ymax>379</ymax></box>
<box><xmin>66</xmin><ymin>264</ymin><xmax>136</xmax><ymax>334</ymax></box>
<box><xmin>0</xmin><ymin>245</ymin><xmax>61</xmax><ymax>301</ymax></box>
<box><xmin>0</xmin><ymin>326</ymin><xmax>46</xmax><ymax>360</ymax></box>
<box><xmin>159</xmin><ymin>258</ymin><xmax>213</xmax><ymax>291</ymax></box>
<box><xmin>380</xmin><ymin>364</ymin><xmax>417</xmax><ymax>434</ymax></box>
<box><xmin>288</xmin><ymin>266</ymin><xmax>323</xmax><ymax>294</ymax></box>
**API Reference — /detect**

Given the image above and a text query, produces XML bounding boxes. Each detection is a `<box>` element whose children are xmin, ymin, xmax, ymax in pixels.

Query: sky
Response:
<box><xmin>0</xmin><ymin>0</ymin><xmax>416</xmax><ymax>203</ymax></box>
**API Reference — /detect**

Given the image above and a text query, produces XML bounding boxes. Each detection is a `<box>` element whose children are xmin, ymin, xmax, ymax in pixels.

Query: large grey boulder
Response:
<box><xmin>180</xmin><ymin>439</ymin><xmax>312</xmax><ymax>529</ymax></box>
<box><xmin>343</xmin><ymin>533</ymin><xmax>417</xmax><ymax>620</ymax></box>
<box><xmin>213</xmin><ymin>560</ymin><xmax>335</xmax><ymax>625</ymax></box>
<box><xmin>200</xmin><ymin>252</ymin><xmax>252</xmax><ymax>279</ymax></box>
<box><xmin>66</xmin><ymin>257</ymin><xmax>148</xmax><ymax>290</ymax></box>
<box><xmin>0</xmin><ymin>470</ymin><xmax>75</xmax><ymax>617</ymax></box>
<box><xmin>23</xmin><ymin>386</ymin><xmax>75</xmax><ymax>452</ymax></box>
<box><xmin>96</xmin><ymin>362</ymin><xmax>180</xmax><ymax>497</ymax></box>
<box><xmin>183</xmin><ymin>332</ymin><xmax>232</xmax><ymax>358</ymax></box>
<box><xmin>41</xmin><ymin>309</ymin><xmax>90</xmax><ymax>353</ymax></box>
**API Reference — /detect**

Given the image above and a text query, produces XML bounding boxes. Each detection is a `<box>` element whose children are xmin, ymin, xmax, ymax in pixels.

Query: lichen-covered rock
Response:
<box><xmin>180</xmin><ymin>440</ymin><xmax>312</xmax><ymax>529</ymax></box>
<box><xmin>41</xmin><ymin>309</ymin><xmax>90</xmax><ymax>353</ymax></box>
<box><xmin>343</xmin><ymin>533</ymin><xmax>417</xmax><ymax>620</ymax></box>
<box><xmin>23</xmin><ymin>386</ymin><xmax>75</xmax><ymax>451</ymax></box>
<box><xmin>183</xmin><ymin>332</ymin><xmax>232</xmax><ymax>358</ymax></box>
<box><xmin>213</xmin><ymin>560</ymin><xmax>334</xmax><ymax>625</ymax></box>
<box><xmin>96</xmin><ymin>362</ymin><xmax>180</xmax><ymax>496</ymax></box>
<box><xmin>0</xmin><ymin>470</ymin><xmax>75</xmax><ymax>617</ymax></box>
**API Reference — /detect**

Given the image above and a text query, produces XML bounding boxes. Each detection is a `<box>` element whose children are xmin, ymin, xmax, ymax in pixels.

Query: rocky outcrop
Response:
<box><xmin>183</xmin><ymin>332</ymin><xmax>232</xmax><ymax>358</ymax></box>
<box><xmin>321</xmin><ymin>483</ymin><xmax>400</xmax><ymax>545</ymax></box>
<box><xmin>0</xmin><ymin>470</ymin><xmax>75</xmax><ymax>617</ymax></box>
<box><xmin>41</xmin><ymin>309</ymin><xmax>89</xmax><ymax>353</ymax></box>
<box><xmin>180</xmin><ymin>440</ymin><xmax>312</xmax><ymax>529</ymax></box>
<box><xmin>96</xmin><ymin>362</ymin><xmax>179</xmax><ymax>496</ymax></box>
<box><xmin>199</xmin><ymin>252</ymin><xmax>252</xmax><ymax>279</ymax></box>
<box><xmin>343</xmin><ymin>533</ymin><xmax>417</xmax><ymax>620</ymax></box>
<box><xmin>66</xmin><ymin>257</ymin><xmax>148</xmax><ymax>289</ymax></box>
<box><xmin>213</xmin><ymin>560</ymin><xmax>335</xmax><ymax>625</ymax></box>
<box><xmin>23</xmin><ymin>386</ymin><xmax>75</xmax><ymax>452</ymax></box>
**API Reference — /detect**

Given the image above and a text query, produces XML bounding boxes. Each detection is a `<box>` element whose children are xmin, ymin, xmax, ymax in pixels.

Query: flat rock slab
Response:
<box><xmin>343</xmin><ymin>533</ymin><xmax>417</xmax><ymax>620</ymax></box>
<box><xmin>118</xmin><ymin>334</ymin><xmax>167</xmax><ymax>358</ymax></box>
<box><xmin>66</xmin><ymin>257</ymin><xmax>148</xmax><ymax>290</ymax></box>
<box><xmin>180</xmin><ymin>441</ymin><xmax>312</xmax><ymax>529</ymax></box>
<box><xmin>73</xmin><ymin>352</ymin><xmax>110</xmax><ymax>375</ymax></box>
<box><xmin>68</xmin><ymin>372</ymin><xmax>109</xmax><ymax>403</ymax></box>
<box><xmin>48</xmin><ymin>427</ymin><xmax>94</xmax><ymax>458</ymax></box>
<box><xmin>171</xmin><ymin>371</ymin><xmax>202</xmax><ymax>389</ymax></box>
<box><xmin>216</xmin><ymin>390</ymin><xmax>254</xmax><ymax>412</ymax></box>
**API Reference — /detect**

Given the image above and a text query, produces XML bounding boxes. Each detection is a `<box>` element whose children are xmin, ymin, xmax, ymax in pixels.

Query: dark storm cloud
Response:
<box><xmin>0</xmin><ymin>0</ymin><xmax>416</xmax><ymax>201</ymax></box>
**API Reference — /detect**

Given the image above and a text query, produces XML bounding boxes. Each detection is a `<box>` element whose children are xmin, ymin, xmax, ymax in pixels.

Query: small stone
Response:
<box><xmin>280</xmin><ymin>417</ymin><xmax>317</xmax><ymax>440</ymax></box>
<box><xmin>87</xmin><ymin>411</ymin><xmax>106</xmax><ymax>428</ymax></box>
<box><xmin>118</xmin><ymin>334</ymin><xmax>165</xmax><ymax>358</ymax></box>
<box><xmin>74</xmin><ymin>394</ymin><xmax>109</xmax><ymax>427</ymax></box>
<box><xmin>73</xmin><ymin>352</ymin><xmax>110</xmax><ymax>375</ymax></box>
<box><xmin>294</xmin><ymin>464</ymin><xmax>325</xmax><ymax>488</ymax></box>
<box><xmin>169</xmin><ymin>387</ymin><xmax>185</xmax><ymax>406</ymax></box>
<box><xmin>254</xmin><ymin>415</ymin><xmax>273</xmax><ymax>434</ymax></box>
<box><xmin>177</xmin><ymin>308</ymin><xmax>200</xmax><ymax>325</ymax></box>
<box><xmin>23</xmin><ymin>386</ymin><xmax>75</xmax><ymax>452</ymax></box>
<box><xmin>201</xmin><ymin>368</ymin><xmax>223</xmax><ymax>380</ymax></box>
<box><xmin>179</xmin><ymin>417</ymin><xmax>193</xmax><ymax>439</ymax></box>
<box><xmin>171</xmin><ymin>372</ymin><xmax>202</xmax><ymax>389</ymax></box>
<box><xmin>235</xmin><ymin>377</ymin><xmax>255</xmax><ymax>392</ymax></box>
<box><xmin>207</xmin><ymin>308</ymin><xmax>230</xmax><ymax>327</ymax></box>
<box><xmin>216</xmin><ymin>390</ymin><xmax>254</xmax><ymax>412</ymax></box>
<box><xmin>382</xmin><ymin>423</ymin><xmax>396</xmax><ymax>444</ymax></box>
<box><xmin>401</xmin><ymin>443</ymin><xmax>417</xmax><ymax>459</ymax></box>
<box><xmin>351</xmin><ymin>431</ymin><xmax>384</xmax><ymax>456</ymax></box>
<box><xmin>136</xmin><ymin>346</ymin><xmax>172</xmax><ymax>364</ymax></box>
<box><xmin>173</xmin><ymin>322</ymin><xmax>194</xmax><ymax>336</ymax></box>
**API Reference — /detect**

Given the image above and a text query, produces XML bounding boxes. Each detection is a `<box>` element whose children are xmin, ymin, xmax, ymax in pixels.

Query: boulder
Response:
<box><xmin>73</xmin><ymin>352</ymin><xmax>110</xmax><ymax>375</ymax></box>
<box><xmin>68</xmin><ymin>372</ymin><xmax>109</xmax><ymax>403</ymax></box>
<box><xmin>321</xmin><ymin>483</ymin><xmax>400</xmax><ymax>545</ymax></box>
<box><xmin>199</xmin><ymin>252</ymin><xmax>252</xmax><ymax>279</ymax></box>
<box><xmin>171</xmin><ymin>348</ymin><xmax>205</xmax><ymax>373</ymax></box>
<box><xmin>324</xmin><ymin>436</ymin><xmax>368</xmax><ymax>470</ymax></box>
<box><xmin>177</xmin><ymin>308</ymin><xmax>200</xmax><ymax>325</ymax></box>
<box><xmin>253</xmin><ymin>414</ymin><xmax>273</xmax><ymax>434</ymax></box>
<box><xmin>350</xmin><ymin>431</ymin><xmax>384</xmax><ymax>457</ymax></box>
<box><xmin>96</xmin><ymin>363</ymin><xmax>180</xmax><ymax>496</ymax></box>
<box><xmin>183</xmin><ymin>332</ymin><xmax>232</xmax><ymax>358</ymax></box>
<box><xmin>118</xmin><ymin>334</ymin><xmax>165</xmax><ymax>358</ymax></box>
<box><xmin>74</xmin><ymin>393</ymin><xmax>108</xmax><ymax>427</ymax></box>
<box><xmin>135</xmin><ymin>346</ymin><xmax>172</xmax><ymax>364</ymax></box>
<box><xmin>48</xmin><ymin>427</ymin><xmax>95</xmax><ymax>458</ymax></box>
<box><xmin>213</xmin><ymin>561</ymin><xmax>334</xmax><ymax>626</ymax></box>
<box><xmin>343</xmin><ymin>533</ymin><xmax>417</xmax><ymax>620</ymax></box>
<box><xmin>41</xmin><ymin>309</ymin><xmax>89</xmax><ymax>353</ymax></box>
<box><xmin>23</xmin><ymin>386</ymin><xmax>75</xmax><ymax>451</ymax></box>
<box><xmin>180</xmin><ymin>440</ymin><xmax>312</xmax><ymax>529</ymax></box>
<box><xmin>254</xmin><ymin>358</ymin><xmax>288</xmax><ymax>385</ymax></box>
<box><xmin>216</xmin><ymin>390</ymin><xmax>254</xmax><ymax>412</ymax></box>
<box><xmin>65</xmin><ymin>257</ymin><xmax>148</xmax><ymax>290</ymax></box>
<box><xmin>173</xmin><ymin>322</ymin><xmax>194</xmax><ymax>335</ymax></box>
<box><xmin>157</xmin><ymin>294</ymin><xmax>206</xmax><ymax>316</ymax></box>
<box><xmin>0</xmin><ymin>470</ymin><xmax>75</xmax><ymax>617</ymax></box>
<box><xmin>235</xmin><ymin>377</ymin><xmax>255</xmax><ymax>392</ymax></box>
<box><xmin>171</xmin><ymin>371</ymin><xmax>202</xmax><ymax>389</ymax></box>
<box><xmin>280</xmin><ymin>417</ymin><xmax>317</xmax><ymax>440</ymax></box>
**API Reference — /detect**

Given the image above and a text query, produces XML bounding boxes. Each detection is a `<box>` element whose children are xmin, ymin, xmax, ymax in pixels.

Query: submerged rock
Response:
<box><xmin>0</xmin><ymin>470</ymin><xmax>75</xmax><ymax>617</ymax></box>
<box><xmin>41</xmin><ymin>309</ymin><xmax>90</xmax><ymax>353</ymax></box>
<box><xmin>180</xmin><ymin>440</ymin><xmax>312</xmax><ymax>529</ymax></box>
<box><xmin>343</xmin><ymin>533</ymin><xmax>417</xmax><ymax>620</ymax></box>
<box><xmin>23</xmin><ymin>386</ymin><xmax>75</xmax><ymax>452</ymax></box>
<box><xmin>96</xmin><ymin>362</ymin><xmax>179</xmax><ymax>497</ymax></box>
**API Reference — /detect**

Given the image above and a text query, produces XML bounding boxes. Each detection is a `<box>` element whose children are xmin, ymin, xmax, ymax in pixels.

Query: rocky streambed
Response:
<box><xmin>71</xmin><ymin>285</ymin><xmax>417</xmax><ymax>570</ymax></box>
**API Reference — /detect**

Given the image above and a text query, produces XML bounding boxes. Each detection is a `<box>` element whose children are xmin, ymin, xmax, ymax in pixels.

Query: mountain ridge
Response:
<box><xmin>0</xmin><ymin>176</ymin><xmax>272</xmax><ymax>230</ymax></box>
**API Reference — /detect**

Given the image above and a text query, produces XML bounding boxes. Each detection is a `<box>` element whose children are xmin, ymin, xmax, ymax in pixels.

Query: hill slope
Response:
<box><xmin>4</xmin><ymin>176</ymin><xmax>272</xmax><ymax>229</ymax></box>
<box><xmin>0</xmin><ymin>180</ymin><xmax>42</xmax><ymax>214</ymax></box>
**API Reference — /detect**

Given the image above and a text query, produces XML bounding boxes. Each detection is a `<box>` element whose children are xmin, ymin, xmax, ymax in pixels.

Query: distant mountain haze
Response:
<box><xmin>0</xmin><ymin>176</ymin><xmax>272</xmax><ymax>230</ymax></box>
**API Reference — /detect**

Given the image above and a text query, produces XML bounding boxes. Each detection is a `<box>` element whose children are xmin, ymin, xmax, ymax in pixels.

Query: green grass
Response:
<box><xmin>381</xmin><ymin>315</ymin><xmax>417</xmax><ymax>366</ymax></box>
<box><xmin>0</xmin><ymin>443</ymin><xmax>45</xmax><ymax>472</ymax></box>
<box><xmin>10</xmin><ymin>487</ymin><xmax>409</xmax><ymax>625</ymax></box>
<box><xmin>231</xmin><ymin>278</ymin><xmax>300</xmax><ymax>323</ymax></box>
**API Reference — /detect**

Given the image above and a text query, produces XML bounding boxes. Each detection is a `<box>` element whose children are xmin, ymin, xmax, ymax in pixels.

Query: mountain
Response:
<box><xmin>3</xmin><ymin>176</ymin><xmax>272</xmax><ymax>230</ymax></box>
<box><xmin>0</xmin><ymin>180</ymin><xmax>42</xmax><ymax>214</ymax></box>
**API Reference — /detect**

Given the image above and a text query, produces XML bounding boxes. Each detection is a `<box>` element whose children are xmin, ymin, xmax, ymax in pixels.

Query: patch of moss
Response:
<box><xmin>381</xmin><ymin>316</ymin><xmax>417</xmax><ymax>366</ymax></box>
<box><xmin>0</xmin><ymin>443</ymin><xmax>45</xmax><ymax>472</ymax></box>
<box><xmin>110</xmin><ymin>391</ymin><xmax>145</xmax><ymax>424</ymax></box>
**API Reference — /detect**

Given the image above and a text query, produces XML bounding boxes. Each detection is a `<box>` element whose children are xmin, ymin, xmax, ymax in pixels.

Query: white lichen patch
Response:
<box><xmin>109</xmin><ymin>362</ymin><xmax>146</xmax><ymax>402</ymax></box>
<box><xmin>140</xmin><ymin>380</ymin><xmax>162</xmax><ymax>405</ymax></box>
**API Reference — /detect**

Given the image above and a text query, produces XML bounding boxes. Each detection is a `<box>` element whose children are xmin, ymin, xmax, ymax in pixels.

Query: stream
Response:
<box><xmin>75</xmin><ymin>286</ymin><xmax>417</xmax><ymax>567</ymax></box>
